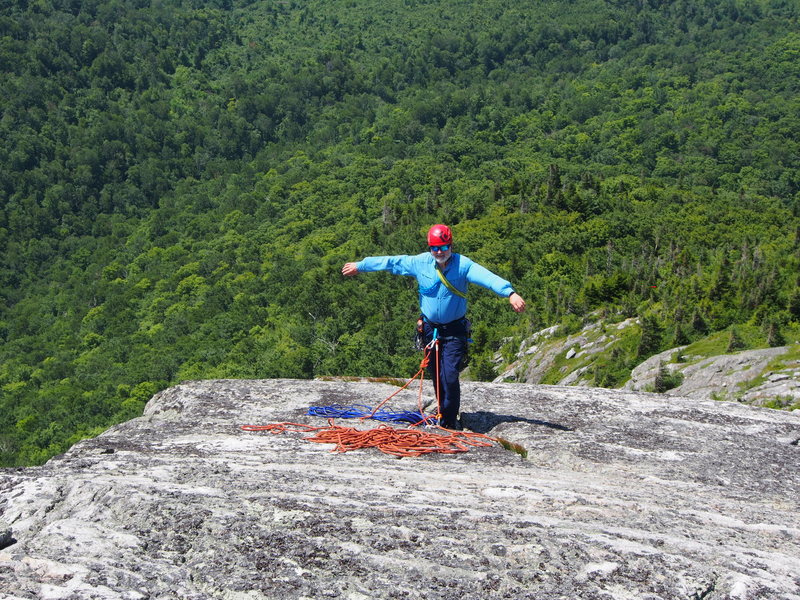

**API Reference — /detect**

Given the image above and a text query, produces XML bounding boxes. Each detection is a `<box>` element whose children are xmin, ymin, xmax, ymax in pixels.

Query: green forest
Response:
<box><xmin>2</xmin><ymin>0</ymin><xmax>799</xmax><ymax>466</ymax></box>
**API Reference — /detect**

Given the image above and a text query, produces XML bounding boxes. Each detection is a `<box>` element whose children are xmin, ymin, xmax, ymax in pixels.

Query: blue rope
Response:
<box><xmin>307</xmin><ymin>404</ymin><xmax>429</xmax><ymax>424</ymax></box>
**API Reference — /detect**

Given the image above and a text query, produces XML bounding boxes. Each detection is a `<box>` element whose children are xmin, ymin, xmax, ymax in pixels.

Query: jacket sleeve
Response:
<box><xmin>356</xmin><ymin>255</ymin><xmax>419</xmax><ymax>276</ymax></box>
<box><xmin>464</xmin><ymin>259</ymin><xmax>515</xmax><ymax>297</ymax></box>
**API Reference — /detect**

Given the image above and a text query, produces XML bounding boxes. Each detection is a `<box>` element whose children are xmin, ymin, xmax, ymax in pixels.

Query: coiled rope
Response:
<box><xmin>241</xmin><ymin>419</ymin><xmax>493</xmax><ymax>457</ymax></box>
<box><xmin>241</xmin><ymin>338</ymin><xmax>496</xmax><ymax>456</ymax></box>
<box><xmin>307</xmin><ymin>404</ymin><xmax>426</xmax><ymax>424</ymax></box>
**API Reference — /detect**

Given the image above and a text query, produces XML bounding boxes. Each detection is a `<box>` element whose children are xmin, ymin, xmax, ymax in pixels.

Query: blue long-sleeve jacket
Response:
<box><xmin>356</xmin><ymin>253</ymin><xmax>515</xmax><ymax>324</ymax></box>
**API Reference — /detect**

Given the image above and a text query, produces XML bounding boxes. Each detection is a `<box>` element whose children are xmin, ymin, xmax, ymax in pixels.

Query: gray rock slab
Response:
<box><xmin>1</xmin><ymin>379</ymin><xmax>799</xmax><ymax>599</ymax></box>
<box><xmin>625</xmin><ymin>346</ymin><xmax>800</xmax><ymax>406</ymax></box>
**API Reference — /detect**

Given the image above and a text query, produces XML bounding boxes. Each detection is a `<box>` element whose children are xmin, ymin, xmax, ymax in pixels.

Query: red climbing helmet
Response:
<box><xmin>427</xmin><ymin>224</ymin><xmax>453</xmax><ymax>246</ymax></box>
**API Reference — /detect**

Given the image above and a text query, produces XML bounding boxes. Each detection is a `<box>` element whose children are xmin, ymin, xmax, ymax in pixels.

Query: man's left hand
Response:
<box><xmin>509</xmin><ymin>292</ymin><xmax>526</xmax><ymax>313</ymax></box>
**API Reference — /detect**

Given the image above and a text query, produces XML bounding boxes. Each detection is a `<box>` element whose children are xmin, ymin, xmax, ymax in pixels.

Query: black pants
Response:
<box><xmin>423</xmin><ymin>319</ymin><xmax>468</xmax><ymax>426</ymax></box>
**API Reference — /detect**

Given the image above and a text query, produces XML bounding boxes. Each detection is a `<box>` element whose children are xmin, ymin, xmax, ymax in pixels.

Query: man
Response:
<box><xmin>342</xmin><ymin>224</ymin><xmax>526</xmax><ymax>429</ymax></box>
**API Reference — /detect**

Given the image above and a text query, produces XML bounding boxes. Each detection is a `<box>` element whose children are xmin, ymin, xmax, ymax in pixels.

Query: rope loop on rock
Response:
<box><xmin>361</xmin><ymin>341</ymin><xmax>438</xmax><ymax>426</ymax></box>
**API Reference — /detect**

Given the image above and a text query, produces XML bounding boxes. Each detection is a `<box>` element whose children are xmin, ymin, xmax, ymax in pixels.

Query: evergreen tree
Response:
<box><xmin>788</xmin><ymin>289</ymin><xmax>800</xmax><ymax>321</ymax></box>
<box><xmin>470</xmin><ymin>353</ymin><xmax>497</xmax><ymax>382</ymax></box>
<box><xmin>765</xmin><ymin>321</ymin><xmax>785</xmax><ymax>348</ymax></box>
<box><xmin>653</xmin><ymin>361</ymin><xmax>669</xmax><ymax>393</ymax></box>
<box><xmin>726</xmin><ymin>327</ymin><xmax>746</xmax><ymax>353</ymax></box>
<box><xmin>636</xmin><ymin>314</ymin><xmax>663</xmax><ymax>359</ymax></box>
<box><xmin>671</xmin><ymin>322</ymin><xmax>689</xmax><ymax>346</ymax></box>
<box><xmin>691</xmin><ymin>310</ymin><xmax>709</xmax><ymax>336</ymax></box>
<box><xmin>654</xmin><ymin>361</ymin><xmax>683</xmax><ymax>393</ymax></box>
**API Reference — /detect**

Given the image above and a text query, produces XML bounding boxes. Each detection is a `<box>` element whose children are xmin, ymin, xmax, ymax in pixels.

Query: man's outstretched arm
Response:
<box><xmin>342</xmin><ymin>255</ymin><xmax>418</xmax><ymax>277</ymax></box>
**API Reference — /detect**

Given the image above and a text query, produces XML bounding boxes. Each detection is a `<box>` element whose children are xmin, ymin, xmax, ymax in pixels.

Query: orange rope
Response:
<box><xmin>434</xmin><ymin>336</ymin><xmax>441</xmax><ymax>421</ymax></box>
<box><xmin>241</xmin><ymin>419</ymin><xmax>495</xmax><ymax>457</ymax></box>
<box><xmin>241</xmin><ymin>422</ymin><xmax>319</xmax><ymax>433</ymax></box>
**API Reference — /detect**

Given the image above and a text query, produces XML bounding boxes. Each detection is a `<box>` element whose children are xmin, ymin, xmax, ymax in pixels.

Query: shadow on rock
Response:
<box><xmin>462</xmin><ymin>411</ymin><xmax>573</xmax><ymax>435</ymax></box>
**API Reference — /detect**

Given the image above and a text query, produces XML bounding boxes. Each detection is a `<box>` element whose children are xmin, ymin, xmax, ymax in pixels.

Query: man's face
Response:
<box><xmin>430</xmin><ymin>244</ymin><xmax>451</xmax><ymax>264</ymax></box>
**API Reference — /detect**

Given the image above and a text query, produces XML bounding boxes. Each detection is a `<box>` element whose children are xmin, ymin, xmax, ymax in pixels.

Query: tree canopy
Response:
<box><xmin>2</xmin><ymin>0</ymin><xmax>799</xmax><ymax>465</ymax></box>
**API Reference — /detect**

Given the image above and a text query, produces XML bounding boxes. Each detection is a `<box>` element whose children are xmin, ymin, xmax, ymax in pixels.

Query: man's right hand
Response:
<box><xmin>341</xmin><ymin>262</ymin><xmax>359</xmax><ymax>276</ymax></box>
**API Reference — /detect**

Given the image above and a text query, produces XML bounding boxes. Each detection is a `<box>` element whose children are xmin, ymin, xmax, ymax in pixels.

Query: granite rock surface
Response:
<box><xmin>623</xmin><ymin>346</ymin><xmax>792</xmax><ymax>400</ymax></box>
<box><xmin>1</xmin><ymin>379</ymin><xmax>799</xmax><ymax>599</ymax></box>
<box><xmin>494</xmin><ymin>316</ymin><xmax>800</xmax><ymax>408</ymax></box>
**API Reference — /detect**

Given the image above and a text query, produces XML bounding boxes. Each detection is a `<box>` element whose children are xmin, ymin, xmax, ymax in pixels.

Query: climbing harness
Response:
<box><xmin>241</xmin><ymin>333</ymin><xmax>496</xmax><ymax>456</ymax></box>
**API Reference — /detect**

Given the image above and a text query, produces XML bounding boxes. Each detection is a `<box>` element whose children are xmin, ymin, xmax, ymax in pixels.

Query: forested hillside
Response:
<box><xmin>2</xmin><ymin>0</ymin><xmax>799</xmax><ymax>465</ymax></box>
